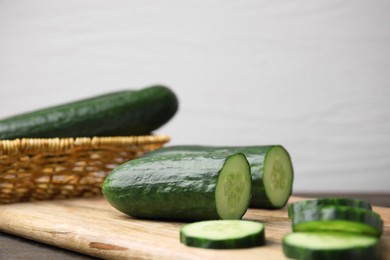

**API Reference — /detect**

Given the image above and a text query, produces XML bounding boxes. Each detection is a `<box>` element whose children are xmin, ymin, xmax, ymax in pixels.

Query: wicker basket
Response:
<box><xmin>0</xmin><ymin>135</ymin><xmax>169</xmax><ymax>204</ymax></box>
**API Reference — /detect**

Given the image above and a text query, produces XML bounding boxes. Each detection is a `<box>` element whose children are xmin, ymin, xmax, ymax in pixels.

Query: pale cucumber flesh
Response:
<box><xmin>263</xmin><ymin>146</ymin><xmax>294</xmax><ymax>207</ymax></box>
<box><xmin>215</xmin><ymin>154</ymin><xmax>252</xmax><ymax>219</ymax></box>
<box><xmin>284</xmin><ymin>232</ymin><xmax>378</xmax><ymax>250</ymax></box>
<box><xmin>294</xmin><ymin>220</ymin><xmax>379</xmax><ymax>237</ymax></box>
<box><xmin>292</xmin><ymin>206</ymin><xmax>383</xmax><ymax>237</ymax></box>
<box><xmin>283</xmin><ymin>232</ymin><xmax>379</xmax><ymax>260</ymax></box>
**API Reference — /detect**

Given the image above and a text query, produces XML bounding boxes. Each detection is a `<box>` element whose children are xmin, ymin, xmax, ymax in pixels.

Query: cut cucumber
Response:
<box><xmin>102</xmin><ymin>152</ymin><xmax>252</xmax><ymax>221</ymax></box>
<box><xmin>293</xmin><ymin>206</ymin><xmax>383</xmax><ymax>237</ymax></box>
<box><xmin>180</xmin><ymin>220</ymin><xmax>265</xmax><ymax>249</ymax></box>
<box><xmin>288</xmin><ymin>198</ymin><xmax>373</xmax><ymax>219</ymax></box>
<box><xmin>144</xmin><ymin>145</ymin><xmax>294</xmax><ymax>209</ymax></box>
<box><xmin>282</xmin><ymin>232</ymin><xmax>379</xmax><ymax>260</ymax></box>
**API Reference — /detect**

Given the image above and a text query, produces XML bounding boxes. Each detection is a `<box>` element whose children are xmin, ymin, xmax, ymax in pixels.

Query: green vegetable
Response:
<box><xmin>144</xmin><ymin>145</ymin><xmax>294</xmax><ymax>209</ymax></box>
<box><xmin>282</xmin><ymin>232</ymin><xmax>379</xmax><ymax>260</ymax></box>
<box><xmin>180</xmin><ymin>220</ymin><xmax>265</xmax><ymax>249</ymax></box>
<box><xmin>288</xmin><ymin>198</ymin><xmax>373</xmax><ymax>219</ymax></box>
<box><xmin>0</xmin><ymin>85</ymin><xmax>178</xmax><ymax>139</ymax></box>
<box><xmin>292</xmin><ymin>206</ymin><xmax>383</xmax><ymax>237</ymax></box>
<box><xmin>102</xmin><ymin>152</ymin><xmax>252</xmax><ymax>221</ymax></box>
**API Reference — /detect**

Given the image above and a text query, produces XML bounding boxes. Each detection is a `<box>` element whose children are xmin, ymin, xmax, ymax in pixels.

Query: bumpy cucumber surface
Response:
<box><xmin>102</xmin><ymin>152</ymin><xmax>252</xmax><ymax>221</ymax></box>
<box><xmin>282</xmin><ymin>232</ymin><xmax>379</xmax><ymax>260</ymax></box>
<box><xmin>144</xmin><ymin>145</ymin><xmax>294</xmax><ymax>209</ymax></box>
<box><xmin>288</xmin><ymin>198</ymin><xmax>373</xmax><ymax>219</ymax></box>
<box><xmin>0</xmin><ymin>85</ymin><xmax>178</xmax><ymax>139</ymax></box>
<box><xmin>292</xmin><ymin>206</ymin><xmax>383</xmax><ymax>237</ymax></box>
<box><xmin>180</xmin><ymin>220</ymin><xmax>265</xmax><ymax>249</ymax></box>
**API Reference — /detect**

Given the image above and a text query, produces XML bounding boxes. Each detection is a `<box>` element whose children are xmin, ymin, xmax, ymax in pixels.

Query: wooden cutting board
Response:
<box><xmin>0</xmin><ymin>196</ymin><xmax>389</xmax><ymax>259</ymax></box>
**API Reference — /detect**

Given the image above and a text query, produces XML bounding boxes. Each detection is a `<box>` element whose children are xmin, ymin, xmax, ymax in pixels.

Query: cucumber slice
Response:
<box><xmin>283</xmin><ymin>232</ymin><xmax>379</xmax><ymax>260</ymax></box>
<box><xmin>288</xmin><ymin>198</ymin><xmax>373</xmax><ymax>219</ymax></box>
<box><xmin>293</xmin><ymin>206</ymin><xmax>383</xmax><ymax>237</ymax></box>
<box><xmin>180</xmin><ymin>220</ymin><xmax>265</xmax><ymax>249</ymax></box>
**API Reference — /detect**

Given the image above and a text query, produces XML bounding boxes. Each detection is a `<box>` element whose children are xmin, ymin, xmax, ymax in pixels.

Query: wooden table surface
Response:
<box><xmin>0</xmin><ymin>194</ymin><xmax>389</xmax><ymax>260</ymax></box>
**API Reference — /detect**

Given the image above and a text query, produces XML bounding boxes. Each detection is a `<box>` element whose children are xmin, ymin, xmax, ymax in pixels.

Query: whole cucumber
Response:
<box><xmin>0</xmin><ymin>85</ymin><xmax>178</xmax><ymax>139</ymax></box>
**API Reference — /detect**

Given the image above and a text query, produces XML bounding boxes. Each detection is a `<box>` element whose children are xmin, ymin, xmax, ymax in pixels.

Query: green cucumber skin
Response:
<box><xmin>293</xmin><ymin>206</ymin><xmax>383</xmax><ymax>237</ymax></box>
<box><xmin>0</xmin><ymin>85</ymin><xmax>178</xmax><ymax>139</ymax></box>
<box><xmin>180</xmin><ymin>235</ymin><xmax>263</xmax><ymax>249</ymax></box>
<box><xmin>283</xmin><ymin>245</ymin><xmax>377</xmax><ymax>260</ymax></box>
<box><xmin>282</xmin><ymin>233</ymin><xmax>379</xmax><ymax>260</ymax></box>
<box><xmin>144</xmin><ymin>145</ymin><xmax>294</xmax><ymax>209</ymax></box>
<box><xmin>288</xmin><ymin>198</ymin><xmax>373</xmax><ymax>219</ymax></box>
<box><xmin>102</xmin><ymin>152</ymin><xmax>251</xmax><ymax>221</ymax></box>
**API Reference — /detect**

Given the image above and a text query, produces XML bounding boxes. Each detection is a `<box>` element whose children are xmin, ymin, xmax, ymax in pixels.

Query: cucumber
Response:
<box><xmin>288</xmin><ymin>198</ymin><xmax>373</xmax><ymax>219</ymax></box>
<box><xmin>180</xmin><ymin>220</ymin><xmax>265</xmax><ymax>249</ymax></box>
<box><xmin>282</xmin><ymin>232</ymin><xmax>379</xmax><ymax>260</ymax></box>
<box><xmin>102</xmin><ymin>152</ymin><xmax>252</xmax><ymax>221</ymax></box>
<box><xmin>144</xmin><ymin>145</ymin><xmax>294</xmax><ymax>209</ymax></box>
<box><xmin>0</xmin><ymin>85</ymin><xmax>178</xmax><ymax>139</ymax></box>
<box><xmin>292</xmin><ymin>206</ymin><xmax>383</xmax><ymax>237</ymax></box>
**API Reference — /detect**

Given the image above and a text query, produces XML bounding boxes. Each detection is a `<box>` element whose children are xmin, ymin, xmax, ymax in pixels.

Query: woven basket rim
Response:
<box><xmin>0</xmin><ymin>134</ymin><xmax>170</xmax><ymax>155</ymax></box>
<box><xmin>0</xmin><ymin>134</ymin><xmax>169</xmax><ymax>203</ymax></box>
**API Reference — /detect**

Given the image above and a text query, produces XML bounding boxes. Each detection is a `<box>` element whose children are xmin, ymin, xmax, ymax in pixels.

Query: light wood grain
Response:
<box><xmin>0</xmin><ymin>196</ymin><xmax>388</xmax><ymax>259</ymax></box>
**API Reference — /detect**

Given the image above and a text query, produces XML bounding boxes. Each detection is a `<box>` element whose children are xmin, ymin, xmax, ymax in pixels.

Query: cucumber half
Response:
<box><xmin>143</xmin><ymin>145</ymin><xmax>294</xmax><ymax>209</ymax></box>
<box><xmin>283</xmin><ymin>232</ymin><xmax>379</xmax><ymax>260</ymax></box>
<box><xmin>288</xmin><ymin>198</ymin><xmax>373</xmax><ymax>219</ymax></box>
<box><xmin>102</xmin><ymin>152</ymin><xmax>252</xmax><ymax>221</ymax></box>
<box><xmin>293</xmin><ymin>206</ymin><xmax>383</xmax><ymax>237</ymax></box>
<box><xmin>180</xmin><ymin>220</ymin><xmax>265</xmax><ymax>249</ymax></box>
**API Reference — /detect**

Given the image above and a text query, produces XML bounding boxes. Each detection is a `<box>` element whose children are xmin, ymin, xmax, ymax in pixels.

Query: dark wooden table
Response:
<box><xmin>0</xmin><ymin>193</ymin><xmax>388</xmax><ymax>260</ymax></box>
<box><xmin>0</xmin><ymin>232</ymin><xmax>97</xmax><ymax>260</ymax></box>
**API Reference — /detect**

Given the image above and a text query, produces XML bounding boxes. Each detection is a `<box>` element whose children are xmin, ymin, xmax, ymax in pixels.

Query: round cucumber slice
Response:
<box><xmin>283</xmin><ymin>232</ymin><xmax>379</xmax><ymax>260</ymax></box>
<box><xmin>215</xmin><ymin>154</ymin><xmax>252</xmax><ymax>219</ymax></box>
<box><xmin>180</xmin><ymin>220</ymin><xmax>265</xmax><ymax>249</ymax></box>
<box><xmin>293</xmin><ymin>206</ymin><xmax>383</xmax><ymax>237</ymax></box>
<box><xmin>288</xmin><ymin>198</ymin><xmax>373</xmax><ymax>219</ymax></box>
<box><xmin>262</xmin><ymin>146</ymin><xmax>294</xmax><ymax>208</ymax></box>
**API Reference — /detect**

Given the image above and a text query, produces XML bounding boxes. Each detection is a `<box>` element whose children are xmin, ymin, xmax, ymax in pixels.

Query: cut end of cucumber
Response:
<box><xmin>215</xmin><ymin>153</ymin><xmax>252</xmax><ymax>220</ymax></box>
<box><xmin>180</xmin><ymin>220</ymin><xmax>265</xmax><ymax>249</ymax></box>
<box><xmin>263</xmin><ymin>146</ymin><xmax>294</xmax><ymax>208</ymax></box>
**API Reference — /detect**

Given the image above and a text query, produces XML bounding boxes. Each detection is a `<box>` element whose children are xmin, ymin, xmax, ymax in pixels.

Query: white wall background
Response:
<box><xmin>1</xmin><ymin>0</ymin><xmax>389</xmax><ymax>193</ymax></box>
